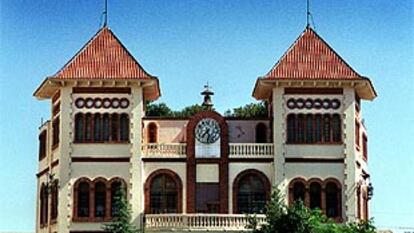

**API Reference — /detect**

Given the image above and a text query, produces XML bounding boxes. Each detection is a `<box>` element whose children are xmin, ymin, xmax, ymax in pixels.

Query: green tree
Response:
<box><xmin>173</xmin><ymin>104</ymin><xmax>209</xmax><ymax>117</ymax></box>
<box><xmin>103</xmin><ymin>188</ymin><xmax>140</xmax><ymax>233</ymax></box>
<box><xmin>248</xmin><ymin>190</ymin><xmax>376</xmax><ymax>233</ymax></box>
<box><xmin>145</xmin><ymin>102</ymin><xmax>174</xmax><ymax>117</ymax></box>
<box><xmin>226</xmin><ymin>102</ymin><xmax>268</xmax><ymax>118</ymax></box>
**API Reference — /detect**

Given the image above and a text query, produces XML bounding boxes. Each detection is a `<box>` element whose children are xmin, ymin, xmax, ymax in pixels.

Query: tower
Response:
<box><xmin>34</xmin><ymin>26</ymin><xmax>160</xmax><ymax>233</ymax></box>
<box><xmin>253</xmin><ymin>27</ymin><xmax>376</xmax><ymax>221</ymax></box>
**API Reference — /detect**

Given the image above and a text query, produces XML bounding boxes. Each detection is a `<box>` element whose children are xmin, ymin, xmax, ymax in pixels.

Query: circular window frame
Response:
<box><xmin>75</xmin><ymin>98</ymin><xmax>85</xmax><ymax>108</ymax></box>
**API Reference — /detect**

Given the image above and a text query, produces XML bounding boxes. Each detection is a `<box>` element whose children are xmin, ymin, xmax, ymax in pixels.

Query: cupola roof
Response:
<box><xmin>253</xmin><ymin>27</ymin><xmax>376</xmax><ymax>100</ymax></box>
<box><xmin>34</xmin><ymin>27</ymin><xmax>160</xmax><ymax>100</ymax></box>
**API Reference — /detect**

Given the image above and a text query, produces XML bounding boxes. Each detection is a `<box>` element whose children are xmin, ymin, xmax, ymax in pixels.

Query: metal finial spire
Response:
<box><xmin>306</xmin><ymin>0</ymin><xmax>310</xmax><ymax>28</ymax></box>
<box><xmin>103</xmin><ymin>0</ymin><xmax>108</xmax><ymax>27</ymax></box>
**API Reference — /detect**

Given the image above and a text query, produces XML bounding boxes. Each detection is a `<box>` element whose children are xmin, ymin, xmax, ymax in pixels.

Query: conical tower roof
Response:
<box><xmin>253</xmin><ymin>27</ymin><xmax>376</xmax><ymax>100</ymax></box>
<box><xmin>34</xmin><ymin>27</ymin><xmax>160</xmax><ymax>100</ymax></box>
<box><xmin>265</xmin><ymin>27</ymin><xmax>361</xmax><ymax>80</ymax></box>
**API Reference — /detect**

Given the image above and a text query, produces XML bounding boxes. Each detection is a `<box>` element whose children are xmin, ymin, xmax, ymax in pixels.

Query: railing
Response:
<box><xmin>145</xmin><ymin>214</ymin><xmax>266</xmax><ymax>231</ymax></box>
<box><xmin>142</xmin><ymin>143</ymin><xmax>274</xmax><ymax>158</ymax></box>
<box><xmin>229</xmin><ymin>143</ymin><xmax>274</xmax><ymax>158</ymax></box>
<box><xmin>142</xmin><ymin>143</ymin><xmax>187</xmax><ymax>157</ymax></box>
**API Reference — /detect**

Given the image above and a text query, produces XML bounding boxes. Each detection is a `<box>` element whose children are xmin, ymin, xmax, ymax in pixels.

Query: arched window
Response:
<box><xmin>289</xmin><ymin>179</ymin><xmax>306</xmax><ymax>205</ymax></box>
<box><xmin>85</xmin><ymin>113</ymin><xmax>92</xmax><ymax>142</ymax></box>
<box><xmin>120</xmin><ymin>114</ymin><xmax>129</xmax><ymax>142</ymax></box>
<box><xmin>325</xmin><ymin>182</ymin><xmax>340</xmax><ymax>218</ymax></box>
<box><xmin>50</xmin><ymin>180</ymin><xmax>59</xmax><ymax>221</ymax></box>
<box><xmin>306</xmin><ymin>114</ymin><xmax>314</xmax><ymax>143</ymax></box>
<box><xmin>332</xmin><ymin>114</ymin><xmax>341</xmax><ymax>142</ymax></box>
<box><xmin>148</xmin><ymin>123</ymin><xmax>158</xmax><ymax>143</ymax></box>
<box><xmin>309</xmin><ymin>182</ymin><xmax>322</xmax><ymax>210</ymax></box>
<box><xmin>102</xmin><ymin>114</ymin><xmax>110</xmax><ymax>141</ymax></box>
<box><xmin>39</xmin><ymin>183</ymin><xmax>48</xmax><ymax>226</ymax></box>
<box><xmin>255</xmin><ymin>123</ymin><xmax>267</xmax><ymax>143</ymax></box>
<box><xmin>94</xmin><ymin>114</ymin><xmax>102</xmax><ymax>142</ymax></box>
<box><xmin>293</xmin><ymin>182</ymin><xmax>306</xmax><ymax>203</ymax></box>
<box><xmin>287</xmin><ymin>114</ymin><xmax>296</xmax><ymax>143</ymax></box>
<box><xmin>314</xmin><ymin>114</ymin><xmax>322</xmax><ymax>143</ymax></box>
<box><xmin>75</xmin><ymin>113</ymin><xmax>84</xmax><ymax>142</ymax></box>
<box><xmin>235</xmin><ymin>172</ymin><xmax>270</xmax><ymax>214</ymax></box>
<box><xmin>110</xmin><ymin>180</ymin><xmax>125</xmax><ymax>217</ymax></box>
<box><xmin>111</xmin><ymin>114</ymin><xmax>119</xmax><ymax>142</ymax></box>
<box><xmin>94</xmin><ymin>182</ymin><xmax>106</xmax><ymax>217</ymax></box>
<box><xmin>323</xmin><ymin>114</ymin><xmax>331</xmax><ymax>142</ymax></box>
<box><xmin>297</xmin><ymin>114</ymin><xmax>305</xmax><ymax>143</ymax></box>
<box><xmin>77</xmin><ymin>182</ymin><xmax>90</xmax><ymax>217</ymax></box>
<box><xmin>148</xmin><ymin>173</ymin><xmax>179</xmax><ymax>214</ymax></box>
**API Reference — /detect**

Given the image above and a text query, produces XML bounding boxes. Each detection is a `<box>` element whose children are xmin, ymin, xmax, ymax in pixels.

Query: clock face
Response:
<box><xmin>195</xmin><ymin>118</ymin><xmax>221</xmax><ymax>144</ymax></box>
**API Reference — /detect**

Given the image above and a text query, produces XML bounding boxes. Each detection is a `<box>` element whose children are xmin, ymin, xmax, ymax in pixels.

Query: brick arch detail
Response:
<box><xmin>72</xmin><ymin>176</ymin><xmax>128</xmax><ymax>222</ymax></box>
<box><xmin>232</xmin><ymin>169</ymin><xmax>271</xmax><ymax>214</ymax></box>
<box><xmin>186</xmin><ymin>110</ymin><xmax>229</xmax><ymax>213</ymax></box>
<box><xmin>144</xmin><ymin>169</ymin><xmax>183</xmax><ymax>214</ymax></box>
<box><xmin>288</xmin><ymin>177</ymin><xmax>343</xmax><ymax>222</ymax></box>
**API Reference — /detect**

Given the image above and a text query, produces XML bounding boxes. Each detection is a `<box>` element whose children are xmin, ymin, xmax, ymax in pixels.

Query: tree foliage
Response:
<box><xmin>145</xmin><ymin>102</ymin><xmax>209</xmax><ymax>117</ymax></box>
<box><xmin>146</xmin><ymin>101</ymin><xmax>268</xmax><ymax>118</ymax></box>
<box><xmin>248</xmin><ymin>190</ymin><xmax>376</xmax><ymax>233</ymax></box>
<box><xmin>225</xmin><ymin>102</ymin><xmax>268</xmax><ymax>118</ymax></box>
<box><xmin>103</xmin><ymin>188</ymin><xmax>141</xmax><ymax>233</ymax></box>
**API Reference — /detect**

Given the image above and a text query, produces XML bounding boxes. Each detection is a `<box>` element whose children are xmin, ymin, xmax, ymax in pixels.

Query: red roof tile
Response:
<box><xmin>265</xmin><ymin>27</ymin><xmax>361</xmax><ymax>80</ymax></box>
<box><xmin>53</xmin><ymin>27</ymin><xmax>154</xmax><ymax>79</ymax></box>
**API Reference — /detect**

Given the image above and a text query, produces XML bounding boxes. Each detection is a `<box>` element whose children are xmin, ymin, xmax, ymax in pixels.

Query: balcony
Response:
<box><xmin>145</xmin><ymin>214</ymin><xmax>266</xmax><ymax>232</ymax></box>
<box><xmin>142</xmin><ymin>143</ymin><xmax>274</xmax><ymax>158</ymax></box>
<box><xmin>229</xmin><ymin>143</ymin><xmax>274</xmax><ymax>158</ymax></box>
<box><xmin>142</xmin><ymin>143</ymin><xmax>187</xmax><ymax>158</ymax></box>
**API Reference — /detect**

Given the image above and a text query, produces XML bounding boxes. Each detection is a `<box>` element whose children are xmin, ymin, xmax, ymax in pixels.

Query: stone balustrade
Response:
<box><xmin>229</xmin><ymin>143</ymin><xmax>274</xmax><ymax>158</ymax></box>
<box><xmin>142</xmin><ymin>143</ymin><xmax>187</xmax><ymax>157</ymax></box>
<box><xmin>142</xmin><ymin>143</ymin><xmax>274</xmax><ymax>158</ymax></box>
<box><xmin>144</xmin><ymin>213</ymin><xmax>266</xmax><ymax>231</ymax></box>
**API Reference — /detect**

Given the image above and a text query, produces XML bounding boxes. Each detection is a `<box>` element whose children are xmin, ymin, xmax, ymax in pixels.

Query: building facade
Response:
<box><xmin>34</xmin><ymin>26</ymin><xmax>376</xmax><ymax>233</ymax></box>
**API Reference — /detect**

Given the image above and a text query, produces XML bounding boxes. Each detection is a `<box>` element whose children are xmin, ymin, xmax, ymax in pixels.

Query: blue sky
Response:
<box><xmin>0</xmin><ymin>0</ymin><xmax>413</xmax><ymax>232</ymax></box>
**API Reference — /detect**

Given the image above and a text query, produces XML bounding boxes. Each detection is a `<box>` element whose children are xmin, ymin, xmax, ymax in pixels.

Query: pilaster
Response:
<box><xmin>343</xmin><ymin>88</ymin><xmax>357</xmax><ymax>222</ymax></box>
<box><xmin>129</xmin><ymin>86</ymin><xmax>144</xmax><ymax>228</ymax></box>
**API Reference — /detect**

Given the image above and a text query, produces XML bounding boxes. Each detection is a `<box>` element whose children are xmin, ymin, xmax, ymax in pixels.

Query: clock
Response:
<box><xmin>195</xmin><ymin>118</ymin><xmax>221</xmax><ymax>144</ymax></box>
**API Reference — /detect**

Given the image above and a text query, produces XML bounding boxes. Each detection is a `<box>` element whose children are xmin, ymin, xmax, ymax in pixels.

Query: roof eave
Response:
<box><xmin>252</xmin><ymin>77</ymin><xmax>377</xmax><ymax>101</ymax></box>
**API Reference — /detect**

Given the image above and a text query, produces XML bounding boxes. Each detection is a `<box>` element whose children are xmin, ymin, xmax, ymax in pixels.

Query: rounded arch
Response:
<box><xmin>92</xmin><ymin>177</ymin><xmax>108</xmax><ymax>218</ymax></box>
<box><xmin>308</xmin><ymin>178</ymin><xmax>323</xmax><ymax>210</ymax></box>
<box><xmin>288</xmin><ymin>177</ymin><xmax>307</xmax><ymax>206</ymax></box>
<box><xmin>323</xmin><ymin>178</ymin><xmax>342</xmax><ymax>220</ymax></box>
<box><xmin>144</xmin><ymin>169</ymin><xmax>183</xmax><ymax>214</ymax></box>
<box><xmin>109</xmin><ymin>177</ymin><xmax>128</xmax><ymax>217</ymax></box>
<box><xmin>232</xmin><ymin>169</ymin><xmax>271</xmax><ymax>214</ymax></box>
<box><xmin>109</xmin><ymin>177</ymin><xmax>127</xmax><ymax>187</ymax></box>
<box><xmin>92</xmin><ymin>177</ymin><xmax>109</xmax><ymax>187</ymax></box>
<box><xmin>73</xmin><ymin>177</ymin><xmax>93</xmax><ymax>220</ymax></box>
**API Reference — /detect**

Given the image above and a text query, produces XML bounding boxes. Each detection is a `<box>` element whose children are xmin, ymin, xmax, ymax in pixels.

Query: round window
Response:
<box><xmin>112</xmin><ymin>98</ymin><xmax>120</xmax><ymax>108</ymax></box>
<box><xmin>287</xmin><ymin>99</ymin><xmax>296</xmax><ymax>109</ymax></box>
<box><xmin>120</xmin><ymin>98</ymin><xmax>129</xmax><ymax>108</ymax></box>
<box><xmin>322</xmin><ymin>99</ymin><xmax>331</xmax><ymax>109</ymax></box>
<box><xmin>103</xmin><ymin>98</ymin><xmax>111</xmax><ymax>109</ymax></box>
<box><xmin>94</xmin><ymin>98</ymin><xmax>103</xmax><ymax>108</ymax></box>
<box><xmin>296</xmin><ymin>98</ymin><xmax>305</xmax><ymax>109</ymax></box>
<box><xmin>313</xmin><ymin>99</ymin><xmax>322</xmax><ymax>109</ymax></box>
<box><xmin>75</xmin><ymin>98</ymin><xmax>85</xmax><ymax>108</ymax></box>
<box><xmin>85</xmin><ymin>98</ymin><xmax>94</xmax><ymax>108</ymax></box>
